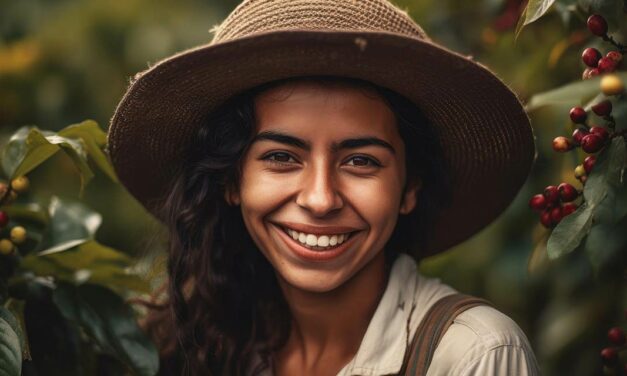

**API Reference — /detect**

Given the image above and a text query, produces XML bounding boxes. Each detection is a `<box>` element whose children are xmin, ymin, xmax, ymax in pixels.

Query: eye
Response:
<box><xmin>262</xmin><ymin>152</ymin><xmax>298</xmax><ymax>166</ymax></box>
<box><xmin>345</xmin><ymin>155</ymin><xmax>381</xmax><ymax>168</ymax></box>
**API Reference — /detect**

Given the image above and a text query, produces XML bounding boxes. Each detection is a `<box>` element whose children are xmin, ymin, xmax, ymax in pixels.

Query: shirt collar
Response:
<box><xmin>338</xmin><ymin>253</ymin><xmax>420</xmax><ymax>375</ymax></box>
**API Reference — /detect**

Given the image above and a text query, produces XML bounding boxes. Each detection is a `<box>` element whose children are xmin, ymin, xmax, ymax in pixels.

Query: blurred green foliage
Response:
<box><xmin>1</xmin><ymin>0</ymin><xmax>626</xmax><ymax>375</ymax></box>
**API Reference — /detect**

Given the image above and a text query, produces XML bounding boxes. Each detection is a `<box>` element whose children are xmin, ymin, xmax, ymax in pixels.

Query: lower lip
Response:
<box><xmin>274</xmin><ymin>225</ymin><xmax>360</xmax><ymax>262</ymax></box>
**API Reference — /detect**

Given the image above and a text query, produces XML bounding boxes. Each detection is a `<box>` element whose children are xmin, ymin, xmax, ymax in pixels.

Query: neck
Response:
<box><xmin>275</xmin><ymin>250</ymin><xmax>390</xmax><ymax>368</ymax></box>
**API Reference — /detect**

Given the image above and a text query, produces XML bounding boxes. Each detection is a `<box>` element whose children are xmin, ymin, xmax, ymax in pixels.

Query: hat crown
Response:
<box><xmin>211</xmin><ymin>0</ymin><xmax>429</xmax><ymax>43</ymax></box>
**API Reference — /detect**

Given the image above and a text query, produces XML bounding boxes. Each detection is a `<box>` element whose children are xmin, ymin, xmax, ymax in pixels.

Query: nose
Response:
<box><xmin>295</xmin><ymin>161</ymin><xmax>343</xmax><ymax>217</ymax></box>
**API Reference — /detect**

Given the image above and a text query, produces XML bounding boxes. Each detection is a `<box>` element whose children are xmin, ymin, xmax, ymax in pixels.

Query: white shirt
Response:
<box><xmin>249</xmin><ymin>253</ymin><xmax>540</xmax><ymax>375</ymax></box>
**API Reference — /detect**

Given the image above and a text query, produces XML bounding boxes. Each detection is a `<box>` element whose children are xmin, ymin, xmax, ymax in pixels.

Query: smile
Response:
<box><xmin>281</xmin><ymin>226</ymin><xmax>354</xmax><ymax>250</ymax></box>
<box><xmin>273</xmin><ymin>224</ymin><xmax>361</xmax><ymax>262</ymax></box>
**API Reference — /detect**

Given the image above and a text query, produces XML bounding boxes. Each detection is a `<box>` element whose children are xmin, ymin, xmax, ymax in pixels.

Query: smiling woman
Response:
<box><xmin>107</xmin><ymin>0</ymin><xmax>539</xmax><ymax>375</ymax></box>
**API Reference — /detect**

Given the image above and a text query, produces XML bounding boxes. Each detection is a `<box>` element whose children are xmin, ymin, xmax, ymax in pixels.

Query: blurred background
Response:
<box><xmin>1</xmin><ymin>0</ymin><xmax>626</xmax><ymax>374</ymax></box>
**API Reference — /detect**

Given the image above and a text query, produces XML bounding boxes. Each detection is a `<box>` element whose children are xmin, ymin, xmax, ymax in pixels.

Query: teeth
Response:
<box><xmin>285</xmin><ymin>227</ymin><xmax>351</xmax><ymax>249</ymax></box>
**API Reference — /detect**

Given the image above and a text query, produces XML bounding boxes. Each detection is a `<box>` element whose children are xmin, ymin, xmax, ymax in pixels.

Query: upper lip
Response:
<box><xmin>274</xmin><ymin>221</ymin><xmax>361</xmax><ymax>236</ymax></box>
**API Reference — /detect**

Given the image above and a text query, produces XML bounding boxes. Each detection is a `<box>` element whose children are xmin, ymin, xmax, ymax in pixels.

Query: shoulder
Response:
<box><xmin>427</xmin><ymin>305</ymin><xmax>540</xmax><ymax>376</ymax></box>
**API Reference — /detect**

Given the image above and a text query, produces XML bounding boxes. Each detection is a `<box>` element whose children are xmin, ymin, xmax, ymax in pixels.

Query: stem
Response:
<box><xmin>602</xmin><ymin>34</ymin><xmax>627</xmax><ymax>53</ymax></box>
<box><xmin>0</xmin><ymin>184</ymin><xmax>13</xmax><ymax>207</ymax></box>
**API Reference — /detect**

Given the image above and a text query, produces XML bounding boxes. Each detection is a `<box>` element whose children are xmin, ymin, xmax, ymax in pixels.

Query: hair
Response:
<box><xmin>137</xmin><ymin>76</ymin><xmax>453</xmax><ymax>375</ymax></box>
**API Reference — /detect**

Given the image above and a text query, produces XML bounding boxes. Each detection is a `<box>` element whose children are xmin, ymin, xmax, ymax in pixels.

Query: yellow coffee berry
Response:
<box><xmin>10</xmin><ymin>226</ymin><xmax>26</xmax><ymax>244</ymax></box>
<box><xmin>601</xmin><ymin>74</ymin><xmax>624</xmax><ymax>96</ymax></box>
<box><xmin>0</xmin><ymin>239</ymin><xmax>14</xmax><ymax>256</ymax></box>
<box><xmin>10</xmin><ymin>176</ymin><xmax>29</xmax><ymax>193</ymax></box>
<box><xmin>575</xmin><ymin>165</ymin><xmax>586</xmax><ymax>179</ymax></box>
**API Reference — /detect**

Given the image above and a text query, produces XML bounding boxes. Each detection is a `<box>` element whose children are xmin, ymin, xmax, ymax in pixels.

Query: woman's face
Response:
<box><xmin>227</xmin><ymin>80</ymin><xmax>420</xmax><ymax>293</ymax></box>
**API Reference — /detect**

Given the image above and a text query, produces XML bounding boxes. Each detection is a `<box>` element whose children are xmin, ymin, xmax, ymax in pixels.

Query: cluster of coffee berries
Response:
<box><xmin>529</xmin><ymin>183</ymin><xmax>580</xmax><ymax>228</ymax></box>
<box><xmin>581</xmin><ymin>14</ymin><xmax>626</xmax><ymax>80</ymax></box>
<box><xmin>582</xmin><ymin>48</ymin><xmax>622</xmax><ymax>79</ymax></box>
<box><xmin>0</xmin><ymin>176</ymin><xmax>30</xmax><ymax>256</ymax></box>
<box><xmin>555</xmin><ymin>104</ymin><xmax>612</xmax><ymax>154</ymax></box>
<box><xmin>600</xmin><ymin>326</ymin><xmax>626</xmax><ymax>375</ymax></box>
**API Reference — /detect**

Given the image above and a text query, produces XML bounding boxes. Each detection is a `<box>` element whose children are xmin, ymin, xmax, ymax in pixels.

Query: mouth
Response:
<box><xmin>272</xmin><ymin>224</ymin><xmax>361</xmax><ymax>262</ymax></box>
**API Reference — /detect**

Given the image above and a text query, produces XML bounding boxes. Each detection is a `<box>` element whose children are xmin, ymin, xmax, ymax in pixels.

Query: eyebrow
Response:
<box><xmin>250</xmin><ymin>130</ymin><xmax>396</xmax><ymax>155</ymax></box>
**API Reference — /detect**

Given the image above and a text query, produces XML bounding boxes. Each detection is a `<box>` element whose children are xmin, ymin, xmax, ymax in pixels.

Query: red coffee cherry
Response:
<box><xmin>553</xmin><ymin>136</ymin><xmax>573</xmax><ymax>152</ymax></box>
<box><xmin>570</xmin><ymin>107</ymin><xmax>587</xmax><ymax>124</ymax></box>
<box><xmin>588</xmin><ymin>68</ymin><xmax>601</xmax><ymax>78</ymax></box>
<box><xmin>598</xmin><ymin>57</ymin><xmax>617</xmax><ymax>73</ymax></box>
<box><xmin>529</xmin><ymin>194</ymin><xmax>547</xmax><ymax>211</ymax></box>
<box><xmin>608</xmin><ymin>327</ymin><xmax>626</xmax><ymax>346</ymax></box>
<box><xmin>601</xmin><ymin>347</ymin><xmax>618</xmax><ymax>365</ymax></box>
<box><xmin>582</xmin><ymin>68</ymin><xmax>593</xmax><ymax>80</ymax></box>
<box><xmin>606</xmin><ymin>51</ymin><xmax>623</xmax><ymax>63</ymax></box>
<box><xmin>581</xmin><ymin>133</ymin><xmax>605</xmax><ymax>153</ymax></box>
<box><xmin>572</xmin><ymin>128</ymin><xmax>589</xmax><ymax>145</ymax></box>
<box><xmin>543</xmin><ymin>185</ymin><xmax>560</xmax><ymax>205</ymax></box>
<box><xmin>540</xmin><ymin>209</ymin><xmax>554</xmax><ymax>228</ymax></box>
<box><xmin>590</xmin><ymin>126</ymin><xmax>609</xmax><ymax>142</ymax></box>
<box><xmin>558</xmin><ymin>183</ymin><xmax>579</xmax><ymax>202</ymax></box>
<box><xmin>587</xmin><ymin>14</ymin><xmax>608</xmax><ymax>37</ymax></box>
<box><xmin>550</xmin><ymin>206</ymin><xmax>564</xmax><ymax>224</ymax></box>
<box><xmin>584</xmin><ymin>155</ymin><xmax>596</xmax><ymax>174</ymax></box>
<box><xmin>562</xmin><ymin>202</ymin><xmax>578</xmax><ymax>216</ymax></box>
<box><xmin>0</xmin><ymin>211</ymin><xmax>8</xmax><ymax>228</ymax></box>
<box><xmin>592</xmin><ymin>100</ymin><xmax>613</xmax><ymax>116</ymax></box>
<box><xmin>582</xmin><ymin>47</ymin><xmax>603</xmax><ymax>67</ymax></box>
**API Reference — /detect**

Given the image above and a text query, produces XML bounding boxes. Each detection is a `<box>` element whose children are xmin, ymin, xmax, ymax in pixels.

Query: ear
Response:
<box><xmin>399</xmin><ymin>177</ymin><xmax>421</xmax><ymax>215</ymax></box>
<box><xmin>224</xmin><ymin>183</ymin><xmax>241</xmax><ymax>206</ymax></box>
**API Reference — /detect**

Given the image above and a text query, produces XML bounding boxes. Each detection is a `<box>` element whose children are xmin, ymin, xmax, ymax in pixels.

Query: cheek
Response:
<box><xmin>342</xmin><ymin>174</ymin><xmax>405</xmax><ymax>226</ymax></box>
<box><xmin>238</xmin><ymin>166</ymin><xmax>289</xmax><ymax>221</ymax></box>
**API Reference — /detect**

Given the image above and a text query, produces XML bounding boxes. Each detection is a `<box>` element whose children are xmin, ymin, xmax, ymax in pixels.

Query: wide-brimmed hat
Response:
<box><xmin>107</xmin><ymin>0</ymin><xmax>536</xmax><ymax>257</ymax></box>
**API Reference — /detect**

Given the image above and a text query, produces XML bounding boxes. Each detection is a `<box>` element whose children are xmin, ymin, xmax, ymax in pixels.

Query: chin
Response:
<box><xmin>279</xmin><ymin>269</ymin><xmax>346</xmax><ymax>293</ymax></box>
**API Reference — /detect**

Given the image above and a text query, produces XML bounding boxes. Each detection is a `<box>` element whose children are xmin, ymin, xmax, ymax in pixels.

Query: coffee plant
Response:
<box><xmin>520</xmin><ymin>0</ymin><xmax>626</xmax><ymax>374</ymax></box>
<box><xmin>0</xmin><ymin>121</ymin><xmax>158</xmax><ymax>376</ymax></box>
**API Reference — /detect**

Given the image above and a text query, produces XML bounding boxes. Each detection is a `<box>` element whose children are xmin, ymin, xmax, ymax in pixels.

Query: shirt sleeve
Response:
<box><xmin>458</xmin><ymin>345</ymin><xmax>540</xmax><ymax>376</ymax></box>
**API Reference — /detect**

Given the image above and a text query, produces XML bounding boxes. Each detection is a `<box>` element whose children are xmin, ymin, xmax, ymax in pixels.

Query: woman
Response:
<box><xmin>107</xmin><ymin>0</ymin><xmax>540</xmax><ymax>375</ymax></box>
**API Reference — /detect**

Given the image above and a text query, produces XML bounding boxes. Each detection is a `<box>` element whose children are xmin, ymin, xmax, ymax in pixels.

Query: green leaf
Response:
<box><xmin>3</xmin><ymin>299</ymin><xmax>30</xmax><ymax>361</ymax></box>
<box><xmin>0</xmin><ymin>126</ymin><xmax>95</xmax><ymax>195</ymax></box>
<box><xmin>527</xmin><ymin>77</ymin><xmax>598</xmax><ymax>112</ymax></box>
<box><xmin>3</xmin><ymin>203</ymin><xmax>49</xmax><ymax>227</ymax></box>
<box><xmin>583</xmin><ymin>137</ymin><xmax>626</xmax><ymax>208</ymax></box>
<box><xmin>0</xmin><ymin>307</ymin><xmax>22</xmax><ymax>376</ymax></box>
<box><xmin>547</xmin><ymin>202</ymin><xmax>594</xmax><ymax>259</ymax></box>
<box><xmin>58</xmin><ymin>120</ymin><xmax>119</xmax><ymax>183</ymax></box>
<box><xmin>526</xmin><ymin>73</ymin><xmax>627</xmax><ymax>112</ymax></box>
<box><xmin>38</xmin><ymin>196</ymin><xmax>102</xmax><ymax>256</ymax></box>
<box><xmin>1</xmin><ymin>126</ymin><xmax>60</xmax><ymax>179</ymax></box>
<box><xmin>515</xmin><ymin>0</ymin><xmax>557</xmax><ymax>40</ymax></box>
<box><xmin>52</xmin><ymin>283</ymin><xmax>159</xmax><ymax>376</ymax></box>
<box><xmin>20</xmin><ymin>240</ymin><xmax>150</xmax><ymax>294</ymax></box>
<box><xmin>584</xmin><ymin>215</ymin><xmax>627</xmax><ymax>275</ymax></box>
<box><xmin>53</xmin><ymin>135</ymin><xmax>94</xmax><ymax>197</ymax></box>
<box><xmin>547</xmin><ymin>137</ymin><xmax>627</xmax><ymax>259</ymax></box>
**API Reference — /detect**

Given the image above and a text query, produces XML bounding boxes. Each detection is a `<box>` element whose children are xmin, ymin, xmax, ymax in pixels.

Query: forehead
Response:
<box><xmin>253</xmin><ymin>80</ymin><xmax>399</xmax><ymax>139</ymax></box>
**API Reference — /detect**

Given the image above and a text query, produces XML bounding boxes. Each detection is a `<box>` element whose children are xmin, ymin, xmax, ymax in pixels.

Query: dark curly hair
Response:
<box><xmin>138</xmin><ymin>76</ymin><xmax>453</xmax><ymax>375</ymax></box>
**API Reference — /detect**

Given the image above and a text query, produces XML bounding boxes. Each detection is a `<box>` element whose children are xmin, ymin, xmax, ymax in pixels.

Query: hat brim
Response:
<box><xmin>108</xmin><ymin>30</ymin><xmax>535</xmax><ymax>257</ymax></box>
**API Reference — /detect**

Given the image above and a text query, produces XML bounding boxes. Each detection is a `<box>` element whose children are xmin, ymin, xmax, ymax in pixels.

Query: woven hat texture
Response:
<box><xmin>107</xmin><ymin>0</ymin><xmax>536</xmax><ymax>257</ymax></box>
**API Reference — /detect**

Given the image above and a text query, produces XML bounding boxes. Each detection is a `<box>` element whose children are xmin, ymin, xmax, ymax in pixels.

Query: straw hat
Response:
<box><xmin>107</xmin><ymin>0</ymin><xmax>536</xmax><ymax>257</ymax></box>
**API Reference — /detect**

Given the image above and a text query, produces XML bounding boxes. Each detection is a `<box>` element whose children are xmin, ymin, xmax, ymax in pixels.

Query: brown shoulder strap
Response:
<box><xmin>399</xmin><ymin>293</ymin><xmax>492</xmax><ymax>376</ymax></box>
